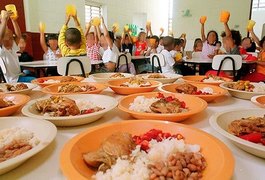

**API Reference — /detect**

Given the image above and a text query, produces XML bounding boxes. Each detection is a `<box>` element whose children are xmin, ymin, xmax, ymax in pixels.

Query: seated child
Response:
<box><xmin>134</xmin><ymin>32</ymin><xmax>147</xmax><ymax>56</ymax></box>
<box><xmin>193</xmin><ymin>38</ymin><xmax>203</xmax><ymax>52</ymax></box>
<box><xmin>145</xmin><ymin>35</ymin><xmax>161</xmax><ymax>56</ymax></box>
<box><xmin>121</xmin><ymin>30</ymin><xmax>133</xmax><ymax>55</ymax></box>
<box><xmin>58</xmin><ymin>12</ymin><xmax>86</xmax><ymax>57</ymax></box>
<box><xmin>0</xmin><ymin>11</ymin><xmax>35</xmax><ymax>83</ymax></box>
<box><xmin>17</xmin><ymin>33</ymin><xmax>33</xmax><ymax>62</ymax></box>
<box><xmin>159</xmin><ymin>36</ymin><xmax>176</xmax><ymax>74</ymax></box>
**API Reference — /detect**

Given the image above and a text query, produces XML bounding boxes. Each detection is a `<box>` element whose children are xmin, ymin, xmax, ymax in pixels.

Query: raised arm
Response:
<box><xmin>159</xmin><ymin>28</ymin><xmax>164</xmax><ymax>38</ymax></box>
<box><xmin>249</xmin><ymin>29</ymin><xmax>261</xmax><ymax>47</ymax></box>
<box><xmin>73</xmin><ymin>13</ymin><xmax>86</xmax><ymax>50</ymax></box>
<box><xmin>58</xmin><ymin>15</ymin><xmax>71</xmax><ymax>56</ymax></box>
<box><xmin>101</xmin><ymin>17</ymin><xmax>113</xmax><ymax>49</ymax></box>
<box><xmin>0</xmin><ymin>11</ymin><xmax>10</xmax><ymax>44</ymax></box>
<box><xmin>84</xmin><ymin>21</ymin><xmax>91</xmax><ymax>37</ymax></box>
<box><xmin>39</xmin><ymin>27</ymin><xmax>48</xmax><ymax>53</ymax></box>
<box><xmin>201</xmin><ymin>23</ymin><xmax>206</xmax><ymax>42</ymax></box>
<box><xmin>224</xmin><ymin>22</ymin><xmax>232</xmax><ymax>37</ymax></box>
<box><xmin>10</xmin><ymin>15</ymin><xmax>21</xmax><ymax>44</ymax></box>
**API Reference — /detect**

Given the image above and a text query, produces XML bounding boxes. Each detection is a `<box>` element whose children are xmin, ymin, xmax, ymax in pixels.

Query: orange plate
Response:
<box><xmin>182</xmin><ymin>75</ymin><xmax>232</xmax><ymax>86</ymax></box>
<box><xmin>0</xmin><ymin>94</ymin><xmax>30</xmax><ymax>116</ymax></box>
<box><xmin>118</xmin><ymin>92</ymin><xmax>207</xmax><ymax>121</ymax></box>
<box><xmin>60</xmin><ymin>120</ymin><xmax>234</xmax><ymax>180</ymax></box>
<box><xmin>41</xmin><ymin>82</ymin><xmax>106</xmax><ymax>95</ymax></box>
<box><xmin>31</xmin><ymin>76</ymin><xmax>84</xmax><ymax>88</ymax></box>
<box><xmin>108</xmin><ymin>78</ymin><xmax>161</xmax><ymax>95</ymax></box>
<box><xmin>160</xmin><ymin>83</ymin><xmax>227</xmax><ymax>102</ymax></box>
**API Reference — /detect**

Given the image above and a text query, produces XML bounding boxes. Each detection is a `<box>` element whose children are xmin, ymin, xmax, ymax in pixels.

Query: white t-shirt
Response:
<box><xmin>102</xmin><ymin>44</ymin><xmax>119</xmax><ymax>63</ymax></box>
<box><xmin>160</xmin><ymin>49</ymin><xmax>175</xmax><ymax>74</ymax></box>
<box><xmin>0</xmin><ymin>42</ymin><xmax>21</xmax><ymax>83</ymax></box>
<box><xmin>157</xmin><ymin>44</ymin><xmax>164</xmax><ymax>54</ymax></box>
<box><xmin>43</xmin><ymin>47</ymin><xmax>60</xmax><ymax>61</ymax></box>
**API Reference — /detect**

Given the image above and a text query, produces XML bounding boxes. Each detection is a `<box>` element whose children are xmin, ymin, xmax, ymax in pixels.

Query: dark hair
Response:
<box><xmin>174</xmin><ymin>38</ymin><xmax>181</xmax><ymax>46</ymax></box>
<box><xmin>151</xmin><ymin>35</ymin><xmax>159</xmax><ymax>43</ymax></box>
<box><xmin>163</xmin><ymin>36</ymin><xmax>174</xmax><ymax>48</ymax></box>
<box><xmin>193</xmin><ymin>38</ymin><xmax>202</xmax><ymax>49</ymax></box>
<box><xmin>108</xmin><ymin>31</ymin><xmax>115</xmax><ymax>42</ymax></box>
<box><xmin>231</xmin><ymin>30</ymin><xmax>242</xmax><ymax>46</ymax></box>
<box><xmin>260</xmin><ymin>36</ymin><xmax>265</xmax><ymax>47</ymax></box>
<box><xmin>65</xmin><ymin>28</ymin><xmax>81</xmax><ymax>46</ymax></box>
<box><xmin>47</xmin><ymin>33</ymin><xmax>58</xmax><ymax>41</ymax></box>
<box><xmin>207</xmin><ymin>30</ymin><xmax>218</xmax><ymax>45</ymax></box>
<box><xmin>159</xmin><ymin>36</ymin><xmax>164</xmax><ymax>40</ymax></box>
<box><xmin>21</xmin><ymin>33</ymin><xmax>28</xmax><ymax>41</ymax></box>
<box><xmin>216</xmin><ymin>41</ymin><xmax>222</xmax><ymax>46</ymax></box>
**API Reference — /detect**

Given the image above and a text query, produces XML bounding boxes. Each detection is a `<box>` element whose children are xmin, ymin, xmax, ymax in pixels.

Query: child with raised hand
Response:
<box><xmin>134</xmin><ymin>32</ymin><xmax>147</xmax><ymax>56</ymax></box>
<box><xmin>58</xmin><ymin>12</ymin><xmax>86</xmax><ymax>57</ymax></box>
<box><xmin>160</xmin><ymin>36</ymin><xmax>176</xmax><ymax>73</ymax></box>
<box><xmin>193</xmin><ymin>38</ymin><xmax>203</xmax><ymax>52</ymax></box>
<box><xmin>121</xmin><ymin>27</ymin><xmax>133</xmax><ymax>55</ymax></box>
<box><xmin>84</xmin><ymin>20</ymin><xmax>101</xmax><ymax>62</ymax></box>
<box><xmin>39</xmin><ymin>26</ymin><xmax>61</xmax><ymax>60</ymax></box>
<box><xmin>0</xmin><ymin>10</ymin><xmax>35</xmax><ymax>83</ymax></box>
<box><xmin>200</xmin><ymin>17</ymin><xmax>218</xmax><ymax>59</ymax></box>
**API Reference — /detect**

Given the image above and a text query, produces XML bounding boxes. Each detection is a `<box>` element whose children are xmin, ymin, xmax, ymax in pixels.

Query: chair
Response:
<box><xmin>115</xmin><ymin>52</ymin><xmax>131</xmax><ymax>73</ymax></box>
<box><xmin>212</xmin><ymin>55</ymin><xmax>242</xmax><ymax>81</ymax></box>
<box><xmin>150</xmin><ymin>53</ymin><xmax>165</xmax><ymax>73</ymax></box>
<box><xmin>0</xmin><ymin>58</ymin><xmax>7</xmax><ymax>83</ymax></box>
<box><xmin>57</xmin><ymin>56</ymin><xmax>91</xmax><ymax>77</ymax></box>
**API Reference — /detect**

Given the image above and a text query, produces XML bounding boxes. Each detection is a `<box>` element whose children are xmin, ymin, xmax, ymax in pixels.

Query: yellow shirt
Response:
<box><xmin>58</xmin><ymin>24</ymin><xmax>87</xmax><ymax>57</ymax></box>
<box><xmin>256</xmin><ymin>51</ymin><xmax>265</xmax><ymax>75</ymax></box>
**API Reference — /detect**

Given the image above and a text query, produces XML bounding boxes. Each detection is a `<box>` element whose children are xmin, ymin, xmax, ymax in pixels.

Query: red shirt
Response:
<box><xmin>134</xmin><ymin>41</ymin><xmax>147</xmax><ymax>56</ymax></box>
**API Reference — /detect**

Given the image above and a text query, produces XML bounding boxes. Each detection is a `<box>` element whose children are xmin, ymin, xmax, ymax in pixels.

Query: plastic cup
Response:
<box><xmin>200</xmin><ymin>16</ymin><xmax>207</xmax><ymax>24</ymax></box>
<box><xmin>112</xmin><ymin>23</ymin><xmax>119</xmax><ymax>32</ymax></box>
<box><xmin>247</xmin><ymin>20</ymin><xmax>256</xmax><ymax>30</ymax></box>
<box><xmin>39</xmin><ymin>22</ymin><xmax>46</xmax><ymax>32</ymax></box>
<box><xmin>175</xmin><ymin>52</ymin><xmax>183</xmax><ymax>61</ymax></box>
<box><xmin>146</xmin><ymin>21</ymin><xmax>151</xmax><ymax>27</ymax></box>
<box><xmin>66</xmin><ymin>4</ymin><xmax>76</xmax><ymax>16</ymax></box>
<box><xmin>220</xmin><ymin>11</ymin><xmax>230</xmax><ymax>23</ymax></box>
<box><xmin>91</xmin><ymin>17</ymin><xmax>101</xmax><ymax>26</ymax></box>
<box><xmin>5</xmin><ymin>4</ymin><xmax>17</xmax><ymax>19</ymax></box>
<box><xmin>124</xmin><ymin>25</ymin><xmax>129</xmax><ymax>32</ymax></box>
<box><xmin>132</xmin><ymin>36</ymin><xmax>138</xmax><ymax>43</ymax></box>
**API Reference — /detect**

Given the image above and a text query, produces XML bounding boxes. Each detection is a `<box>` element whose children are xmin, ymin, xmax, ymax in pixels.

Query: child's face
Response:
<box><xmin>86</xmin><ymin>33</ymin><xmax>95</xmax><ymax>47</ymax></box>
<box><xmin>174</xmin><ymin>45</ymin><xmax>181</xmax><ymax>51</ymax></box>
<box><xmin>241</xmin><ymin>38</ymin><xmax>251</xmax><ymax>49</ymax></box>
<box><xmin>216</xmin><ymin>43</ymin><xmax>221</xmax><ymax>49</ymax></box>
<box><xmin>48</xmin><ymin>39</ymin><xmax>58</xmax><ymax>51</ymax></box>
<box><xmin>18</xmin><ymin>38</ymin><xmax>26</xmax><ymax>52</ymax></box>
<box><xmin>139</xmin><ymin>33</ymin><xmax>146</xmax><ymax>42</ymax></box>
<box><xmin>124</xmin><ymin>36</ymin><xmax>130</xmax><ymax>44</ymax></box>
<box><xmin>196</xmin><ymin>42</ymin><xmax>203</xmax><ymax>51</ymax></box>
<box><xmin>207</xmin><ymin>32</ymin><xmax>217</xmax><ymax>45</ymax></box>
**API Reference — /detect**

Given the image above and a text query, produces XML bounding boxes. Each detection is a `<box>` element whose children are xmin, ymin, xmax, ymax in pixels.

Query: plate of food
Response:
<box><xmin>118</xmin><ymin>92</ymin><xmax>207</xmax><ymax>121</ymax></box>
<box><xmin>158</xmin><ymin>82</ymin><xmax>227</xmax><ymax>102</ymax></box>
<box><xmin>137</xmin><ymin>73</ymin><xmax>182</xmax><ymax>84</ymax></box>
<box><xmin>210</xmin><ymin>108</ymin><xmax>265</xmax><ymax>158</ymax></box>
<box><xmin>0</xmin><ymin>117</ymin><xmax>56</xmax><ymax>175</ymax></box>
<box><xmin>90</xmin><ymin>73</ymin><xmax>134</xmax><ymax>83</ymax></box>
<box><xmin>0</xmin><ymin>94</ymin><xmax>30</xmax><ymax>116</ymax></box>
<box><xmin>108</xmin><ymin>77</ymin><xmax>161</xmax><ymax>95</ymax></box>
<box><xmin>181</xmin><ymin>75</ymin><xmax>232</xmax><ymax>86</ymax></box>
<box><xmin>251</xmin><ymin>95</ymin><xmax>265</xmax><ymax>108</ymax></box>
<box><xmin>220</xmin><ymin>81</ymin><xmax>265</xmax><ymax>100</ymax></box>
<box><xmin>22</xmin><ymin>94</ymin><xmax>118</xmax><ymax>126</ymax></box>
<box><xmin>41</xmin><ymin>82</ymin><xmax>106</xmax><ymax>95</ymax></box>
<box><xmin>31</xmin><ymin>76</ymin><xmax>84</xmax><ymax>88</ymax></box>
<box><xmin>60</xmin><ymin>120</ymin><xmax>234</xmax><ymax>180</ymax></box>
<box><xmin>0</xmin><ymin>83</ymin><xmax>37</xmax><ymax>95</ymax></box>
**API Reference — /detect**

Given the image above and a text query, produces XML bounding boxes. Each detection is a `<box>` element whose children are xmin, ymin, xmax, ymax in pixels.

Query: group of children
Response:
<box><xmin>1</xmin><ymin>9</ymin><xmax>265</xmax><ymax>83</ymax></box>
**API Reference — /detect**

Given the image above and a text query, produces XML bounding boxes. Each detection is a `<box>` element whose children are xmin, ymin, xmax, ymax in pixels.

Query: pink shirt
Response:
<box><xmin>86</xmin><ymin>43</ymin><xmax>101</xmax><ymax>61</ymax></box>
<box><xmin>201</xmin><ymin>41</ymin><xmax>216</xmax><ymax>59</ymax></box>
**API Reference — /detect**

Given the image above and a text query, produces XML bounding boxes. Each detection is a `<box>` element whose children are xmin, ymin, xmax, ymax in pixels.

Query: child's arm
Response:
<box><xmin>224</xmin><ymin>22</ymin><xmax>232</xmax><ymax>38</ymax></box>
<box><xmin>73</xmin><ymin>14</ymin><xmax>86</xmax><ymax>51</ymax></box>
<box><xmin>84</xmin><ymin>21</ymin><xmax>91</xmax><ymax>38</ymax></box>
<box><xmin>11</xmin><ymin>16</ymin><xmax>21</xmax><ymax>45</ymax></box>
<box><xmin>39</xmin><ymin>27</ymin><xmax>48</xmax><ymax>53</ymax></box>
<box><xmin>201</xmin><ymin>23</ymin><xmax>206</xmax><ymax>42</ymax></box>
<box><xmin>95</xmin><ymin>24</ymin><xmax>101</xmax><ymax>43</ymax></box>
<box><xmin>101</xmin><ymin>17</ymin><xmax>113</xmax><ymax>49</ymax></box>
<box><xmin>0</xmin><ymin>11</ymin><xmax>10</xmax><ymax>44</ymax></box>
<box><xmin>159</xmin><ymin>28</ymin><xmax>164</xmax><ymax>38</ymax></box>
<box><xmin>249</xmin><ymin>29</ymin><xmax>261</xmax><ymax>47</ymax></box>
<box><xmin>149</xmin><ymin>25</ymin><xmax>153</xmax><ymax>37</ymax></box>
<box><xmin>58</xmin><ymin>15</ymin><xmax>71</xmax><ymax>56</ymax></box>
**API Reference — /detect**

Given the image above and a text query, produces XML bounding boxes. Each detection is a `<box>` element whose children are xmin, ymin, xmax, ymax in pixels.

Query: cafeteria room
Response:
<box><xmin>0</xmin><ymin>0</ymin><xmax>264</xmax><ymax>179</ymax></box>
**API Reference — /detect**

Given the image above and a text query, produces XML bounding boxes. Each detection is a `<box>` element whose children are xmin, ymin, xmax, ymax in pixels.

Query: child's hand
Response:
<box><xmin>65</xmin><ymin>14</ymin><xmax>71</xmax><ymax>25</ymax></box>
<box><xmin>1</xmin><ymin>10</ymin><xmax>11</xmax><ymax>21</ymax></box>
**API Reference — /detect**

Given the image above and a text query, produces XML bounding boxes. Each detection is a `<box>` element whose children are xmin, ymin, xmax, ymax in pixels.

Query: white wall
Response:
<box><xmin>24</xmin><ymin>0</ymin><xmax>86</xmax><ymax>33</ymax></box>
<box><xmin>172</xmin><ymin>0</ymin><xmax>251</xmax><ymax>40</ymax></box>
<box><xmin>252</xmin><ymin>9</ymin><xmax>265</xmax><ymax>39</ymax></box>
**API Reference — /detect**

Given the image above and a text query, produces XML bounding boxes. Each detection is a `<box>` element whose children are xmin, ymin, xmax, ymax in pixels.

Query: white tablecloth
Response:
<box><xmin>1</xmin><ymin>80</ymin><xmax>265</xmax><ymax>180</ymax></box>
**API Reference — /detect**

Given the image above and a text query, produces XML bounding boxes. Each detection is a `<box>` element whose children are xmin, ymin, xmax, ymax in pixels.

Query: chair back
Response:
<box><xmin>115</xmin><ymin>52</ymin><xmax>131</xmax><ymax>72</ymax></box>
<box><xmin>57</xmin><ymin>56</ymin><xmax>91</xmax><ymax>77</ymax></box>
<box><xmin>150</xmin><ymin>53</ymin><xmax>165</xmax><ymax>73</ymax></box>
<box><xmin>0</xmin><ymin>58</ymin><xmax>7</xmax><ymax>82</ymax></box>
<box><xmin>212</xmin><ymin>55</ymin><xmax>242</xmax><ymax>81</ymax></box>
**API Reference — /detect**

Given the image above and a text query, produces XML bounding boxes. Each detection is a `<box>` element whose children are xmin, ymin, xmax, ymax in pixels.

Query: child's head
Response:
<box><xmin>149</xmin><ymin>35</ymin><xmax>159</xmax><ymax>49</ymax></box>
<box><xmin>206</xmin><ymin>30</ymin><xmax>218</xmax><ymax>45</ymax></box>
<box><xmin>216</xmin><ymin>41</ymin><xmax>222</xmax><ymax>49</ymax></box>
<box><xmin>100</xmin><ymin>31</ymin><xmax>115</xmax><ymax>50</ymax></box>
<box><xmin>86</xmin><ymin>32</ymin><xmax>95</xmax><ymax>47</ymax></box>
<box><xmin>221</xmin><ymin>30</ymin><xmax>242</xmax><ymax>51</ymax></box>
<box><xmin>65</xmin><ymin>28</ymin><xmax>82</xmax><ymax>49</ymax></box>
<box><xmin>18</xmin><ymin>34</ymin><xmax>27</xmax><ymax>52</ymax></box>
<box><xmin>163</xmin><ymin>36</ymin><xmax>174</xmax><ymax>51</ymax></box>
<box><xmin>3</xmin><ymin>28</ymin><xmax>14</xmax><ymax>49</ymax></box>
<box><xmin>138</xmin><ymin>32</ymin><xmax>146</xmax><ymax>42</ymax></box>
<box><xmin>241</xmin><ymin>37</ymin><xmax>252</xmax><ymax>50</ymax></box>
<box><xmin>124</xmin><ymin>34</ymin><xmax>130</xmax><ymax>45</ymax></box>
<box><xmin>159</xmin><ymin>36</ymin><xmax>164</xmax><ymax>46</ymax></box>
<box><xmin>174</xmin><ymin>38</ymin><xmax>182</xmax><ymax>51</ymax></box>
<box><xmin>193</xmin><ymin>38</ymin><xmax>203</xmax><ymax>52</ymax></box>
<box><xmin>47</xmin><ymin>34</ymin><xmax>59</xmax><ymax>51</ymax></box>
<box><xmin>115</xmin><ymin>35</ymin><xmax>122</xmax><ymax>50</ymax></box>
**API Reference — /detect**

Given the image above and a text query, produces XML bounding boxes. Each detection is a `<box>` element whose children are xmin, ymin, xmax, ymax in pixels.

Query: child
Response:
<box><xmin>121</xmin><ymin>32</ymin><xmax>133</xmax><ymax>55</ymax></box>
<box><xmin>145</xmin><ymin>35</ymin><xmax>160</xmax><ymax>56</ymax></box>
<box><xmin>170</xmin><ymin>38</ymin><xmax>182</xmax><ymax>59</ymax></box>
<box><xmin>134</xmin><ymin>32</ymin><xmax>147</xmax><ymax>56</ymax></box>
<box><xmin>84</xmin><ymin>21</ymin><xmax>101</xmax><ymax>62</ymax></box>
<box><xmin>200</xmin><ymin>20</ymin><xmax>218</xmax><ymax>59</ymax></box>
<box><xmin>241</xmin><ymin>37</ymin><xmax>256</xmax><ymax>53</ymax></box>
<box><xmin>58</xmin><ymin>13</ymin><xmax>86</xmax><ymax>57</ymax></box>
<box><xmin>17</xmin><ymin>33</ymin><xmax>33</xmax><ymax>62</ymax></box>
<box><xmin>193</xmin><ymin>38</ymin><xmax>203</xmax><ymax>52</ymax></box>
<box><xmin>160</xmin><ymin>36</ymin><xmax>175</xmax><ymax>73</ymax></box>
<box><xmin>0</xmin><ymin>11</ymin><xmax>35</xmax><ymax>83</ymax></box>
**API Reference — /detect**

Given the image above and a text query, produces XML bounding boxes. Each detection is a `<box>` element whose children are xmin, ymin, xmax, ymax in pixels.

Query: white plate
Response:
<box><xmin>209</xmin><ymin>108</ymin><xmax>265</xmax><ymax>158</ymax></box>
<box><xmin>90</xmin><ymin>73</ymin><xmax>134</xmax><ymax>83</ymax></box>
<box><xmin>220</xmin><ymin>82</ymin><xmax>265</xmax><ymax>100</ymax></box>
<box><xmin>251</xmin><ymin>95</ymin><xmax>265</xmax><ymax>108</ymax></box>
<box><xmin>22</xmin><ymin>94</ymin><xmax>118</xmax><ymax>126</ymax></box>
<box><xmin>0</xmin><ymin>83</ymin><xmax>37</xmax><ymax>95</ymax></box>
<box><xmin>0</xmin><ymin>117</ymin><xmax>57</xmax><ymax>175</ymax></box>
<box><xmin>137</xmin><ymin>73</ymin><xmax>182</xmax><ymax>84</ymax></box>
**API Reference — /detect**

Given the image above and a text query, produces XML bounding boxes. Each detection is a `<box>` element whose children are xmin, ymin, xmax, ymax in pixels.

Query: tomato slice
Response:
<box><xmin>239</xmin><ymin>132</ymin><xmax>262</xmax><ymax>143</ymax></box>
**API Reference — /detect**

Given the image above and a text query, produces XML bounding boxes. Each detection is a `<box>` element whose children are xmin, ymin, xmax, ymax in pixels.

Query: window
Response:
<box><xmin>168</xmin><ymin>0</ymin><xmax>173</xmax><ymax>33</ymax></box>
<box><xmin>252</xmin><ymin>0</ymin><xmax>265</xmax><ymax>10</ymax></box>
<box><xmin>85</xmin><ymin>4</ymin><xmax>102</xmax><ymax>23</ymax></box>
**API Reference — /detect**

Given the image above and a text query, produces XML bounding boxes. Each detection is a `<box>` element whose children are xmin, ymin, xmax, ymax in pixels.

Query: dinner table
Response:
<box><xmin>20</xmin><ymin>60</ymin><xmax>57</xmax><ymax>77</ymax></box>
<box><xmin>131</xmin><ymin>55</ymin><xmax>150</xmax><ymax>73</ymax></box>
<box><xmin>0</xmin><ymin>77</ymin><xmax>265</xmax><ymax>180</ymax></box>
